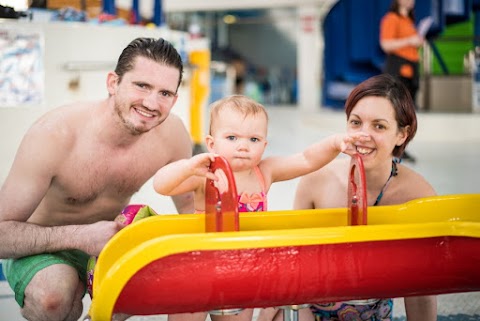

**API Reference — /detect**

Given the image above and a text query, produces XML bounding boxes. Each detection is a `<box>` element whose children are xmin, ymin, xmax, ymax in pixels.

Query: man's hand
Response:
<box><xmin>79</xmin><ymin>220</ymin><xmax>125</xmax><ymax>256</ymax></box>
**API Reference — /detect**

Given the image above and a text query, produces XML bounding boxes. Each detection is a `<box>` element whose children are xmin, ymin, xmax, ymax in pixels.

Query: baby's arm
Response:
<box><xmin>298</xmin><ymin>132</ymin><xmax>368</xmax><ymax>168</ymax></box>
<box><xmin>337</xmin><ymin>132</ymin><xmax>371</xmax><ymax>156</ymax></box>
<box><xmin>262</xmin><ymin>132</ymin><xmax>370</xmax><ymax>183</ymax></box>
<box><xmin>153</xmin><ymin>153</ymin><xmax>217</xmax><ymax>196</ymax></box>
<box><xmin>302</xmin><ymin>132</ymin><xmax>370</xmax><ymax>167</ymax></box>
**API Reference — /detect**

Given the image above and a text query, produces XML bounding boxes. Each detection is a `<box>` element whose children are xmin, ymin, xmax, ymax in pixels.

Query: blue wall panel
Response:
<box><xmin>322</xmin><ymin>0</ymin><xmax>466</xmax><ymax>108</ymax></box>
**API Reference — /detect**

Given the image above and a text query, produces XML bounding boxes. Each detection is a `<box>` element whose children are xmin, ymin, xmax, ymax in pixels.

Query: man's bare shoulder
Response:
<box><xmin>161</xmin><ymin>113</ymin><xmax>187</xmax><ymax>130</ymax></box>
<box><xmin>24</xmin><ymin>101</ymin><xmax>97</xmax><ymax>149</ymax></box>
<box><xmin>146</xmin><ymin>112</ymin><xmax>192</xmax><ymax>160</ymax></box>
<box><xmin>30</xmin><ymin>101</ymin><xmax>97</xmax><ymax>133</ymax></box>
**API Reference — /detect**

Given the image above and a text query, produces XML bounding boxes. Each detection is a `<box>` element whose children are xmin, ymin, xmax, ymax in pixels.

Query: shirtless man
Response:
<box><xmin>0</xmin><ymin>37</ymin><xmax>194</xmax><ymax>321</ymax></box>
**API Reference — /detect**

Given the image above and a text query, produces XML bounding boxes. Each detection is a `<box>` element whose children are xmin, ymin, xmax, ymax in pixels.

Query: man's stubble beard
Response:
<box><xmin>114</xmin><ymin>102</ymin><xmax>147</xmax><ymax>136</ymax></box>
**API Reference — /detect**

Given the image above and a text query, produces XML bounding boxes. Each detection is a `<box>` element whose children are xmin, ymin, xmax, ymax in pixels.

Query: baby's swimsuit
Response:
<box><xmin>237</xmin><ymin>166</ymin><xmax>267</xmax><ymax>212</ymax></box>
<box><xmin>195</xmin><ymin>166</ymin><xmax>268</xmax><ymax>213</ymax></box>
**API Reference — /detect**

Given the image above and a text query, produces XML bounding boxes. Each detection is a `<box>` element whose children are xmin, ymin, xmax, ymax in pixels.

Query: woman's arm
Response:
<box><xmin>404</xmin><ymin>296</ymin><xmax>437</xmax><ymax>321</ymax></box>
<box><xmin>379</xmin><ymin>13</ymin><xmax>424</xmax><ymax>53</ymax></box>
<box><xmin>380</xmin><ymin>35</ymin><xmax>423</xmax><ymax>53</ymax></box>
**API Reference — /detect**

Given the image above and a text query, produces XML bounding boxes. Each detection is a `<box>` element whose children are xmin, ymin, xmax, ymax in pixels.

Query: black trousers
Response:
<box><xmin>384</xmin><ymin>54</ymin><xmax>419</xmax><ymax>106</ymax></box>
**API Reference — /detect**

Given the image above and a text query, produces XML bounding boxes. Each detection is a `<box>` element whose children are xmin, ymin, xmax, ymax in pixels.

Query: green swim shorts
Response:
<box><xmin>2</xmin><ymin>249</ymin><xmax>90</xmax><ymax>307</ymax></box>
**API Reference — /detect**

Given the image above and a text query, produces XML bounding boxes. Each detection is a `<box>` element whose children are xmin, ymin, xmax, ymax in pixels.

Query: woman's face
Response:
<box><xmin>347</xmin><ymin>96</ymin><xmax>408</xmax><ymax>168</ymax></box>
<box><xmin>399</xmin><ymin>0</ymin><xmax>415</xmax><ymax>11</ymax></box>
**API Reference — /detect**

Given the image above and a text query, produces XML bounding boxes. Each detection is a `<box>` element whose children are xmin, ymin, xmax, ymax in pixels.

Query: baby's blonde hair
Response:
<box><xmin>209</xmin><ymin>95</ymin><xmax>268</xmax><ymax>135</ymax></box>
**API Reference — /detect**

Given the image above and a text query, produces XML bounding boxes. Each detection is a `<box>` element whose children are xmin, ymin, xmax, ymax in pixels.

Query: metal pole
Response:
<box><xmin>283</xmin><ymin>307</ymin><xmax>291</xmax><ymax>321</ymax></box>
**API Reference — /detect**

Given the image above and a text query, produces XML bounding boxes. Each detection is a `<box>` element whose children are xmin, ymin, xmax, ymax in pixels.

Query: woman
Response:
<box><xmin>293</xmin><ymin>74</ymin><xmax>437</xmax><ymax>321</ymax></box>
<box><xmin>380</xmin><ymin>0</ymin><xmax>424</xmax><ymax>105</ymax></box>
<box><xmin>380</xmin><ymin>0</ymin><xmax>425</xmax><ymax>162</ymax></box>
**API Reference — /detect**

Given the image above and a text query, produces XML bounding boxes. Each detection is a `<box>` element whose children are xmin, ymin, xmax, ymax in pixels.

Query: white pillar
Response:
<box><xmin>297</xmin><ymin>4</ymin><xmax>321</xmax><ymax>112</ymax></box>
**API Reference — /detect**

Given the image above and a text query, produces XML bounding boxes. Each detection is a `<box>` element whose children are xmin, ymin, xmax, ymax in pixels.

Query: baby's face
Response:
<box><xmin>208</xmin><ymin>109</ymin><xmax>268</xmax><ymax>171</ymax></box>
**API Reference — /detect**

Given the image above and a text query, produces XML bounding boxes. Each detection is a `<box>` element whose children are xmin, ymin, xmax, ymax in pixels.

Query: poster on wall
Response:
<box><xmin>0</xmin><ymin>27</ymin><xmax>44</xmax><ymax>107</ymax></box>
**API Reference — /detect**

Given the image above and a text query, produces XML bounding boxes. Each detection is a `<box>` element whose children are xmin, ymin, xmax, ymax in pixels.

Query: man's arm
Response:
<box><xmin>0</xmin><ymin>220</ymin><xmax>122</xmax><ymax>259</ymax></box>
<box><xmin>162</xmin><ymin>114</ymin><xmax>197</xmax><ymax>214</ymax></box>
<box><xmin>0</xmin><ymin>125</ymin><xmax>122</xmax><ymax>258</ymax></box>
<box><xmin>0</xmin><ymin>125</ymin><xmax>60</xmax><ymax>258</ymax></box>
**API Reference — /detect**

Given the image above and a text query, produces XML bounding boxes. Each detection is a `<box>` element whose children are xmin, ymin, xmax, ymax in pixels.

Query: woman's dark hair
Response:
<box><xmin>114</xmin><ymin>37</ymin><xmax>184</xmax><ymax>91</ymax></box>
<box><xmin>344</xmin><ymin>74</ymin><xmax>417</xmax><ymax>157</ymax></box>
<box><xmin>389</xmin><ymin>0</ymin><xmax>415</xmax><ymax>21</ymax></box>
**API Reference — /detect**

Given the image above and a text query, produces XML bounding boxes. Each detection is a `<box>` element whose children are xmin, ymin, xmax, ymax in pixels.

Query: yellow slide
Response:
<box><xmin>88</xmin><ymin>193</ymin><xmax>480</xmax><ymax>320</ymax></box>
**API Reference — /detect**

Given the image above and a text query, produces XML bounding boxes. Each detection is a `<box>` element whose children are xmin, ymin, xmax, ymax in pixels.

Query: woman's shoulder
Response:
<box><xmin>394</xmin><ymin>163</ymin><xmax>436</xmax><ymax>200</ymax></box>
<box><xmin>381</xmin><ymin>12</ymin><xmax>399</xmax><ymax>23</ymax></box>
<box><xmin>298</xmin><ymin>158</ymin><xmax>349</xmax><ymax>191</ymax></box>
<box><xmin>305</xmin><ymin>158</ymin><xmax>348</xmax><ymax>179</ymax></box>
<box><xmin>295</xmin><ymin>158</ymin><xmax>350</xmax><ymax>209</ymax></box>
<box><xmin>382</xmin><ymin>12</ymin><xmax>400</xmax><ymax>20</ymax></box>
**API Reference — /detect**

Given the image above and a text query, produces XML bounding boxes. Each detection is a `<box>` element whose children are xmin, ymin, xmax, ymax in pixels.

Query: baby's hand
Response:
<box><xmin>190</xmin><ymin>153</ymin><xmax>218</xmax><ymax>180</ymax></box>
<box><xmin>340</xmin><ymin>132</ymin><xmax>371</xmax><ymax>155</ymax></box>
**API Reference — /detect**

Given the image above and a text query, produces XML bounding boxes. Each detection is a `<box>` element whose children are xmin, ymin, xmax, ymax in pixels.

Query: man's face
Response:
<box><xmin>109</xmin><ymin>56</ymin><xmax>180</xmax><ymax>135</ymax></box>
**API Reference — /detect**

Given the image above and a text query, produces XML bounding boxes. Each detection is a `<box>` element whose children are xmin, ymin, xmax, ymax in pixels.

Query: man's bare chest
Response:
<box><xmin>54</xmin><ymin>148</ymin><xmax>159</xmax><ymax>204</ymax></box>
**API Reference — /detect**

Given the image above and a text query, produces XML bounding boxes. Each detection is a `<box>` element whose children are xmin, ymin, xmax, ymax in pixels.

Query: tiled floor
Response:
<box><xmin>1</xmin><ymin>107</ymin><xmax>480</xmax><ymax>320</ymax></box>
